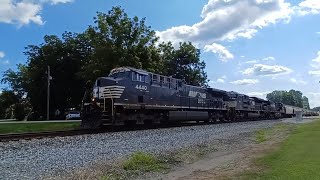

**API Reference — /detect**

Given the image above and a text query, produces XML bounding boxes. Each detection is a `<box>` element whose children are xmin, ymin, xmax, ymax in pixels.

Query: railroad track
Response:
<box><xmin>0</xmin><ymin>121</ymin><xmax>221</xmax><ymax>142</ymax></box>
<box><xmin>0</xmin><ymin>118</ymin><xmax>299</xmax><ymax>142</ymax></box>
<box><xmin>0</xmin><ymin>129</ymin><xmax>108</xmax><ymax>142</ymax></box>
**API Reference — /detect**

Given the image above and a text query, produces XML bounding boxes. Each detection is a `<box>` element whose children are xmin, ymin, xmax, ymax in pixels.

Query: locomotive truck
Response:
<box><xmin>81</xmin><ymin>67</ymin><xmax>301</xmax><ymax>129</ymax></box>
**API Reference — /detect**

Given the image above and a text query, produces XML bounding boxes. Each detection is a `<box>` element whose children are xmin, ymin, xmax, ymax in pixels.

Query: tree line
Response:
<box><xmin>0</xmin><ymin>7</ymin><xmax>207</xmax><ymax>120</ymax></box>
<box><xmin>266</xmin><ymin>90</ymin><xmax>310</xmax><ymax>109</ymax></box>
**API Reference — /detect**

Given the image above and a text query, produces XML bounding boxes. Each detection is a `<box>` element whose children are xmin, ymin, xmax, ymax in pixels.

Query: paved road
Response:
<box><xmin>0</xmin><ymin>120</ymin><xmax>81</xmax><ymax>124</ymax></box>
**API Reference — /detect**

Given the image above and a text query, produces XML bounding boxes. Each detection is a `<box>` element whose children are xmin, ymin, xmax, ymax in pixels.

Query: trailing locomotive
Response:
<box><xmin>81</xmin><ymin>67</ymin><xmax>302</xmax><ymax>129</ymax></box>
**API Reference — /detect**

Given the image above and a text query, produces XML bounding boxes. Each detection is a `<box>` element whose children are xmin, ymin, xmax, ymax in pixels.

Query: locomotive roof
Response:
<box><xmin>208</xmin><ymin>87</ymin><xmax>227</xmax><ymax>94</ymax></box>
<box><xmin>227</xmin><ymin>91</ymin><xmax>247</xmax><ymax>96</ymax></box>
<box><xmin>250</xmin><ymin>97</ymin><xmax>268</xmax><ymax>102</ymax></box>
<box><xmin>110</xmin><ymin>67</ymin><xmax>149</xmax><ymax>75</ymax></box>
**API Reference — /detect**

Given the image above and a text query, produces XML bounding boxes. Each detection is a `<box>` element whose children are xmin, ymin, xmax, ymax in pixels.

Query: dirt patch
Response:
<box><xmin>159</xmin><ymin>124</ymin><xmax>293</xmax><ymax>180</ymax></box>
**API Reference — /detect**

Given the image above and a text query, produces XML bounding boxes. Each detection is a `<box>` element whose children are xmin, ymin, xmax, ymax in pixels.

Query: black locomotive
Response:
<box><xmin>81</xmin><ymin>67</ymin><xmax>300</xmax><ymax>129</ymax></box>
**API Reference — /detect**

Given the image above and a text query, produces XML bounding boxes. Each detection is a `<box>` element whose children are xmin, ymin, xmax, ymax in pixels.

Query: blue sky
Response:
<box><xmin>0</xmin><ymin>0</ymin><xmax>320</xmax><ymax>107</ymax></box>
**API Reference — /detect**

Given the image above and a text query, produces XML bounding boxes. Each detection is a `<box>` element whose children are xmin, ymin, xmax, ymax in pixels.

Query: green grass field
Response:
<box><xmin>0</xmin><ymin>122</ymin><xmax>80</xmax><ymax>134</ymax></box>
<box><xmin>245</xmin><ymin>120</ymin><xmax>320</xmax><ymax>179</ymax></box>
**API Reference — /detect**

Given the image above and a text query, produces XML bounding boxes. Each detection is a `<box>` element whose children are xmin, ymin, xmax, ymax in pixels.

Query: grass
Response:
<box><xmin>0</xmin><ymin>122</ymin><xmax>80</xmax><ymax>134</ymax></box>
<box><xmin>255</xmin><ymin>124</ymin><xmax>292</xmax><ymax>144</ymax></box>
<box><xmin>244</xmin><ymin>120</ymin><xmax>320</xmax><ymax>179</ymax></box>
<box><xmin>100</xmin><ymin>152</ymin><xmax>167</xmax><ymax>179</ymax></box>
<box><xmin>255</xmin><ymin>129</ymin><xmax>267</xmax><ymax>143</ymax></box>
<box><xmin>99</xmin><ymin>144</ymin><xmax>216</xmax><ymax>180</ymax></box>
<box><xmin>122</xmin><ymin>152</ymin><xmax>166</xmax><ymax>172</ymax></box>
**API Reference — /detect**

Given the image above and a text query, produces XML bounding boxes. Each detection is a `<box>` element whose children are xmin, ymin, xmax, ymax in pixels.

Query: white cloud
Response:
<box><xmin>310</xmin><ymin>51</ymin><xmax>320</xmax><ymax>68</ymax></box>
<box><xmin>157</xmin><ymin>0</ymin><xmax>293</xmax><ymax>46</ymax></box>
<box><xmin>0</xmin><ymin>0</ymin><xmax>43</xmax><ymax>25</ymax></box>
<box><xmin>209</xmin><ymin>75</ymin><xmax>227</xmax><ymax>85</ymax></box>
<box><xmin>0</xmin><ymin>0</ymin><xmax>73</xmax><ymax>26</ymax></box>
<box><xmin>243</xmin><ymin>63</ymin><xmax>292</xmax><ymax>76</ymax></box>
<box><xmin>309</xmin><ymin>51</ymin><xmax>320</xmax><ymax>77</ymax></box>
<box><xmin>1</xmin><ymin>59</ymin><xmax>10</xmax><ymax>65</ymax></box>
<box><xmin>216</xmin><ymin>78</ymin><xmax>225</xmax><ymax>83</ymax></box>
<box><xmin>0</xmin><ymin>51</ymin><xmax>9</xmax><ymax>64</ymax></box>
<box><xmin>230</xmin><ymin>78</ymin><xmax>259</xmax><ymax>85</ymax></box>
<box><xmin>306</xmin><ymin>92</ymin><xmax>320</xmax><ymax>108</ymax></box>
<box><xmin>245</xmin><ymin>60</ymin><xmax>259</xmax><ymax>64</ymax></box>
<box><xmin>245</xmin><ymin>56</ymin><xmax>275</xmax><ymax>64</ymax></box>
<box><xmin>0</xmin><ymin>51</ymin><xmax>5</xmax><ymax>58</ymax></box>
<box><xmin>298</xmin><ymin>0</ymin><xmax>320</xmax><ymax>15</ymax></box>
<box><xmin>262</xmin><ymin>56</ymin><xmax>275</xmax><ymax>61</ymax></box>
<box><xmin>48</xmin><ymin>0</ymin><xmax>74</xmax><ymax>5</ymax></box>
<box><xmin>308</xmin><ymin>70</ymin><xmax>320</xmax><ymax>77</ymax></box>
<box><xmin>204</xmin><ymin>43</ymin><xmax>234</xmax><ymax>61</ymax></box>
<box><xmin>290</xmin><ymin>78</ymin><xmax>307</xmax><ymax>85</ymax></box>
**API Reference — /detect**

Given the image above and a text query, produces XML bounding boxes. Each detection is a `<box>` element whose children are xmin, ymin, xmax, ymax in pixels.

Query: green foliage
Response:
<box><xmin>1</xmin><ymin>6</ymin><xmax>208</xmax><ymax>118</ymax></box>
<box><xmin>244</xmin><ymin>120</ymin><xmax>320</xmax><ymax>179</ymax></box>
<box><xmin>266</xmin><ymin>90</ymin><xmax>307</xmax><ymax>108</ymax></box>
<box><xmin>13</xmin><ymin>103</ymin><xmax>27</xmax><ymax>121</ymax></box>
<box><xmin>0</xmin><ymin>122</ymin><xmax>80</xmax><ymax>134</ymax></box>
<box><xmin>312</xmin><ymin>106</ymin><xmax>320</xmax><ymax>111</ymax></box>
<box><xmin>159</xmin><ymin>42</ymin><xmax>207</xmax><ymax>86</ymax></box>
<box><xmin>255</xmin><ymin>129</ymin><xmax>267</xmax><ymax>143</ymax></box>
<box><xmin>122</xmin><ymin>152</ymin><xmax>166</xmax><ymax>172</ymax></box>
<box><xmin>0</xmin><ymin>90</ymin><xmax>19</xmax><ymax>119</ymax></box>
<box><xmin>302</xmin><ymin>96</ymin><xmax>310</xmax><ymax>110</ymax></box>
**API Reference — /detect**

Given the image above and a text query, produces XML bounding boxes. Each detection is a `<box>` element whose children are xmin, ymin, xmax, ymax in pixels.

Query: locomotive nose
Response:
<box><xmin>95</xmin><ymin>77</ymin><xmax>125</xmax><ymax>99</ymax></box>
<box><xmin>97</xmin><ymin>77</ymin><xmax>118</xmax><ymax>86</ymax></box>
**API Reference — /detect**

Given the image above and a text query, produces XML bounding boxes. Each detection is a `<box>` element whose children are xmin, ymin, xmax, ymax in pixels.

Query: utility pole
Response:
<box><xmin>47</xmin><ymin>66</ymin><xmax>50</xmax><ymax>121</ymax></box>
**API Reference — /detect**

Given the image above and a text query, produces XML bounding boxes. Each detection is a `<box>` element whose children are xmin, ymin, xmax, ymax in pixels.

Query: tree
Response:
<box><xmin>0</xmin><ymin>90</ymin><xmax>21</xmax><ymax>119</ymax></box>
<box><xmin>266</xmin><ymin>90</ymin><xmax>305</xmax><ymax>108</ymax></box>
<box><xmin>312</xmin><ymin>106</ymin><xmax>320</xmax><ymax>111</ymax></box>
<box><xmin>78</xmin><ymin>7</ymin><xmax>162</xmax><ymax>83</ymax></box>
<box><xmin>159</xmin><ymin>42</ymin><xmax>207</xmax><ymax>86</ymax></box>
<box><xmin>302</xmin><ymin>96</ymin><xmax>310</xmax><ymax>110</ymax></box>
<box><xmin>2</xmin><ymin>33</ymin><xmax>91</xmax><ymax>117</ymax></box>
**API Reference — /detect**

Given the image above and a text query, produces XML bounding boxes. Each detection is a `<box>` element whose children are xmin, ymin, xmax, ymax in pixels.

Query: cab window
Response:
<box><xmin>132</xmin><ymin>72</ymin><xmax>145</xmax><ymax>82</ymax></box>
<box><xmin>160</xmin><ymin>76</ymin><xmax>165</xmax><ymax>84</ymax></box>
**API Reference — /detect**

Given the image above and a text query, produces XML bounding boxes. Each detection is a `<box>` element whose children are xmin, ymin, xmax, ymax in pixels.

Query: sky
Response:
<box><xmin>0</xmin><ymin>0</ymin><xmax>320</xmax><ymax>107</ymax></box>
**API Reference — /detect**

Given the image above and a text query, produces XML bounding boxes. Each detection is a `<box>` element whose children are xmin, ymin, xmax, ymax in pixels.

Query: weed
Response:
<box><xmin>122</xmin><ymin>152</ymin><xmax>166</xmax><ymax>172</ymax></box>
<box><xmin>255</xmin><ymin>129</ymin><xmax>267</xmax><ymax>143</ymax></box>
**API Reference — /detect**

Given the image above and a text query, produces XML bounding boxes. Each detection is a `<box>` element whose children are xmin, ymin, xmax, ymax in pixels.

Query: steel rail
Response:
<box><xmin>0</xmin><ymin>129</ymin><xmax>107</xmax><ymax>142</ymax></box>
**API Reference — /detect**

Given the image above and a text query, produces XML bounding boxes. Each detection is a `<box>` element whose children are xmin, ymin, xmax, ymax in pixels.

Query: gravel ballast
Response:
<box><xmin>0</xmin><ymin>119</ymin><xmax>305</xmax><ymax>180</ymax></box>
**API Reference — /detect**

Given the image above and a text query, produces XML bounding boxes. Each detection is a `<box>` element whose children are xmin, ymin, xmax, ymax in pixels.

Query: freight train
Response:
<box><xmin>81</xmin><ymin>67</ymin><xmax>307</xmax><ymax>129</ymax></box>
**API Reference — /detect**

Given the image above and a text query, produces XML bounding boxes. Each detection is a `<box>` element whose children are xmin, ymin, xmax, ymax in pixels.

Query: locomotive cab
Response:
<box><xmin>81</xmin><ymin>67</ymin><xmax>151</xmax><ymax>128</ymax></box>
